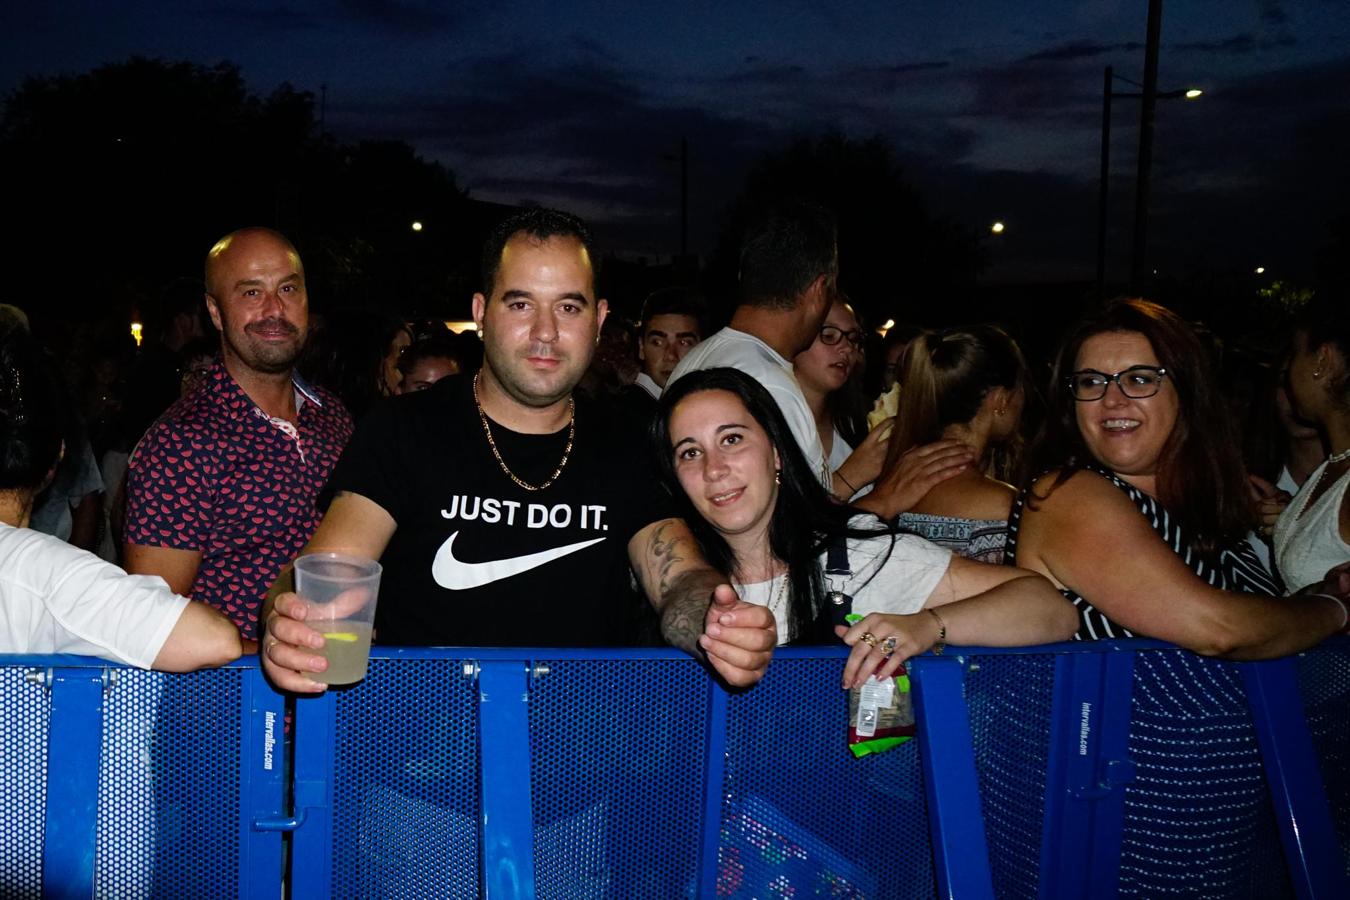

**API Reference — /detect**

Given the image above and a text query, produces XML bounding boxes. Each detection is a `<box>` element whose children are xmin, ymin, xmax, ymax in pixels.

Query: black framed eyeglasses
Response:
<box><xmin>1068</xmin><ymin>366</ymin><xmax>1169</xmax><ymax>401</ymax></box>
<box><xmin>819</xmin><ymin>325</ymin><xmax>865</xmax><ymax>349</ymax></box>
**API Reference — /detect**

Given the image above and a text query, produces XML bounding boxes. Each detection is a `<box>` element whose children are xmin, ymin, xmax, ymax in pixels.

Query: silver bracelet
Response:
<box><xmin>1308</xmin><ymin>593</ymin><xmax>1349</xmax><ymax>631</ymax></box>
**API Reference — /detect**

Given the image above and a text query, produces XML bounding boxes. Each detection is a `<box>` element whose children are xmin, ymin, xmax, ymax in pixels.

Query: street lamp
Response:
<box><xmin>990</xmin><ymin>221</ymin><xmax>1006</xmax><ymax>235</ymax></box>
<box><xmin>1095</xmin><ymin>66</ymin><xmax>1202</xmax><ymax>300</ymax></box>
<box><xmin>411</xmin><ymin>221</ymin><xmax>424</xmax><ymax>232</ymax></box>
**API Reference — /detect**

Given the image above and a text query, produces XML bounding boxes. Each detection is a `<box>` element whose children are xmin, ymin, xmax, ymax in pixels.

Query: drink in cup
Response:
<box><xmin>293</xmin><ymin>552</ymin><xmax>382</xmax><ymax>685</ymax></box>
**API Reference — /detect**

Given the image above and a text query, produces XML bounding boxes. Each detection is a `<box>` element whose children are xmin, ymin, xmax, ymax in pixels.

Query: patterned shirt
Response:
<box><xmin>125</xmin><ymin>360</ymin><xmax>352</xmax><ymax>639</ymax></box>
<box><xmin>1006</xmin><ymin>465</ymin><xmax>1277</xmax><ymax>640</ymax></box>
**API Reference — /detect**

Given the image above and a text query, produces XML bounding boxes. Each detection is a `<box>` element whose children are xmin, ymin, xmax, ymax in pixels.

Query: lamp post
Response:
<box><xmin>1094</xmin><ymin>69</ymin><xmax>1201</xmax><ymax>301</ymax></box>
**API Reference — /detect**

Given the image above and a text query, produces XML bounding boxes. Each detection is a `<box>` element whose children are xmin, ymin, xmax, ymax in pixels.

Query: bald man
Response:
<box><xmin>123</xmin><ymin>228</ymin><xmax>353</xmax><ymax>644</ymax></box>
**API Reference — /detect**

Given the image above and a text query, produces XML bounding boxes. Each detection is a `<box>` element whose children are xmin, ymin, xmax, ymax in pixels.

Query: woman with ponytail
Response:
<box><xmin>878</xmin><ymin>325</ymin><xmax>1028</xmax><ymax>563</ymax></box>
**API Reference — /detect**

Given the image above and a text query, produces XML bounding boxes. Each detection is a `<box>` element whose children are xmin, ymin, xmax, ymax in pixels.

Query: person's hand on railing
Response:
<box><xmin>700</xmin><ymin>584</ymin><xmax>777</xmax><ymax>689</ymax></box>
<box><xmin>261</xmin><ymin>591</ymin><xmax>330</xmax><ymax>694</ymax></box>
<box><xmin>835</xmin><ymin>611</ymin><xmax>940</xmax><ymax>689</ymax></box>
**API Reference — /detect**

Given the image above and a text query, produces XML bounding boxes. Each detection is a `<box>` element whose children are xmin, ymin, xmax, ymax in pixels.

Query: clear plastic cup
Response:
<box><xmin>293</xmin><ymin>552</ymin><xmax>382</xmax><ymax>685</ymax></box>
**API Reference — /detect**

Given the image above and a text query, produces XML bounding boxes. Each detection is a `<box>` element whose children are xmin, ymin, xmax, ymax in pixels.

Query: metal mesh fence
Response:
<box><xmin>1299</xmin><ymin>641</ymin><xmax>1350</xmax><ymax>880</ymax></box>
<box><xmin>328</xmin><ymin>657</ymin><xmax>482</xmax><ymax>898</ymax></box>
<box><xmin>1118</xmin><ymin>652</ymin><xmax>1293</xmax><ymax>900</ymax></box>
<box><xmin>0</xmin><ymin>665</ymin><xmax>50</xmax><ymax>898</ymax></box>
<box><xmin>966</xmin><ymin>653</ymin><xmax>1056</xmax><ymax>900</ymax></box>
<box><xmin>528</xmin><ymin>657</ymin><xmax>709</xmax><ymax>898</ymax></box>
<box><xmin>719</xmin><ymin>655</ymin><xmax>933</xmax><ymax>899</ymax></box>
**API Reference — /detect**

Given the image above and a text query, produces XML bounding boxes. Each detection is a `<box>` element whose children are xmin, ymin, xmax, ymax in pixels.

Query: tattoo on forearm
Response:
<box><xmin>647</xmin><ymin>521</ymin><xmax>685</xmax><ymax>598</ymax></box>
<box><xmin>660</xmin><ymin>570</ymin><xmax>717</xmax><ymax>655</ymax></box>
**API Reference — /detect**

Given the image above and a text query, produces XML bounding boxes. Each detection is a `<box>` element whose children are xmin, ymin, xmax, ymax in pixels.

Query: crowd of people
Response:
<box><xmin>2</xmin><ymin>202</ymin><xmax>1347</xmax><ymax>692</ymax></box>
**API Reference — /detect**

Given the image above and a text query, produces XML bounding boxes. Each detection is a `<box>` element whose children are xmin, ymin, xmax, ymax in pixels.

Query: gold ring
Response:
<box><xmin>860</xmin><ymin>631</ymin><xmax>878</xmax><ymax>648</ymax></box>
<box><xmin>880</xmin><ymin>636</ymin><xmax>898</xmax><ymax>656</ymax></box>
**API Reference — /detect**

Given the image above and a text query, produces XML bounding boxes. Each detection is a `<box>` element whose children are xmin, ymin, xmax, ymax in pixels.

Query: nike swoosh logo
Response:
<box><xmin>432</xmin><ymin>531</ymin><xmax>607</xmax><ymax>590</ymax></box>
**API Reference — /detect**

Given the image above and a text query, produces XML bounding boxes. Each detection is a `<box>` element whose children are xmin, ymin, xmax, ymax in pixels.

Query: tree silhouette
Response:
<box><xmin>0</xmin><ymin>57</ymin><xmax>473</xmax><ymax>333</ymax></box>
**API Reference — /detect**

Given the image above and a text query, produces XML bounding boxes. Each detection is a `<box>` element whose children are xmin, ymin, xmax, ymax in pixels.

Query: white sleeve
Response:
<box><xmin>846</xmin><ymin>533</ymin><xmax>953</xmax><ymax>617</ymax></box>
<box><xmin>28</xmin><ymin>533</ymin><xmax>189</xmax><ymax>668</ymax></box>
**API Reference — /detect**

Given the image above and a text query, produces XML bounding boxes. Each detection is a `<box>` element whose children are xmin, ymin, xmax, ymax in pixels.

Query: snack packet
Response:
<box><xmin>866</xmin><ymin>383</ymin><xmax>900</xmax><ymax>431</ymax></box>
<box><xmin>844</xmin><ymin>612</ymin><xmax>915</xmax><ymax>757</ymax></box>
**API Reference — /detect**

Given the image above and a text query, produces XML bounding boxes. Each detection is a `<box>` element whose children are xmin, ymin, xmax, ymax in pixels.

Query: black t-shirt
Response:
<box><xmin>326</xmin><ymin>375</ymin><xmax>672</xmax><ymax>646</ymax></box>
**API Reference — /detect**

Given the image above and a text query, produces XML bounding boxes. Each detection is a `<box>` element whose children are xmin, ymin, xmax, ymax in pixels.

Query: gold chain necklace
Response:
<box><xmin>473</xmin><ymin>371</ymin><xmax>575</xmax><ymax>491</ymax></box>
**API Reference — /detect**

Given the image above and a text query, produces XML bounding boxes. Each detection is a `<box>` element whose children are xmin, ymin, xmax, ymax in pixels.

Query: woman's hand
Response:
<box><xmin>835</xmin><ymin>612</ymin><xmax>940</xmax><ymax>688</ymax></box>
<box><xmin>1249</xmin><ymin>474</ymin><xmax>1292</xmax><ymax>539</ymax></box>
<box><xmin>836</xmin><ymin>418</ymin><xmax>894</xmax><ymax>492</ymax></box>
<box><xmin>858</xmin><ymin>439</ymin><xmax>974</xmax><ymax>518</ymax></box>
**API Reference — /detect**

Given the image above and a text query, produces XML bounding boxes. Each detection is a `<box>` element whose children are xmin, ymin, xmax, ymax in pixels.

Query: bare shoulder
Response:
<box><xmin>911</xmin><ymin>472</ymin><xmax>1017</xmax><ymax>521</ymax></box>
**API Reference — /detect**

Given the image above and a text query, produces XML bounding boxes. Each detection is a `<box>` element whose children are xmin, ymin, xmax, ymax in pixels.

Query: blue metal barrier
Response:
<box><xmin>4</xmin><ymin>639</ymin><xmax>1348</xmax><ymax>898</ymax></box>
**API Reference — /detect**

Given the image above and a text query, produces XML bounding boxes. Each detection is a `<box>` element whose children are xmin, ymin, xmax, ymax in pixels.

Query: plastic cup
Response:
<box><xmin>293</xmin><ymin>552</ymin><xmax>382</xmax><ymax>685</ymax></box>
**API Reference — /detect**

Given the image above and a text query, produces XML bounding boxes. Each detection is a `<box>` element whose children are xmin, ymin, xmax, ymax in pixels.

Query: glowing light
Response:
<box><xmin>130</xmin><ymin>322</ymin><xmax>143</xmax><ymax>347</ymax></box>
<box><xmin>411</xmin><ymin>221</ymin><xmax>424</xmax><ymax>232</ymax></box>
<box><xmin>1184</xmin><ymin>89</ymin><xmax>1203</xmax><ymax>100</ymax></box>
<box><xmin>1255</xmin><ymin>266</ymin><xmax>1266</xmax><ymax>275</ymax></box>
<box><xmin>990</xmin><ymin>222</ymin><xmax>1005</xmax><ymax>234</ymax></box>
<box><xmin>444</xmin><ymin>320</ymin><xmax>478</xmax><ymax>334</ymax></box>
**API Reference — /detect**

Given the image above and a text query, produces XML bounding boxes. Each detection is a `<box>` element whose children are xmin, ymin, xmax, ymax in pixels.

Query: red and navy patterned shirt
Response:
<box><xmin>125</xmin><ymin>360</ymin><xmax>353</xmax><ymax>639</ymax></box>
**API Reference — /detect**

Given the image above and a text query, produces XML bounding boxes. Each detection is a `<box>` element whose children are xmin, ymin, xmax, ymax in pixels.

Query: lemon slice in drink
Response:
<box><xmin>322</xmin><ymin>632</ymin><xmax>359</xmax><ymax>641</ymax></box>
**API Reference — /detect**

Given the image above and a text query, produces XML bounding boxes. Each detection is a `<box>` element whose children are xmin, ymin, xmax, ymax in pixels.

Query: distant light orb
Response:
<box><xmin>990</xmin><ymin>221</ymin><xmax>1005</xmax><ymax>234</ymax></box>
<box><xmin>130</xmin><ymin>322</ymin><xmax>143</xmax><ymax>347</ymax></box>
<box><xmin>411</xmin><ymin>221</ymin><xmax>424</xmax><ymax>232</ymax></box>
<box><xmin>1184</xmin><ymin>89</ymin><xmax>1203</xmax><ymax>100</ymax></box>
<box><xmin>1255</xmin><ymin>266</ymin><xmax>1266</xmax><ymax>275</ymax></box>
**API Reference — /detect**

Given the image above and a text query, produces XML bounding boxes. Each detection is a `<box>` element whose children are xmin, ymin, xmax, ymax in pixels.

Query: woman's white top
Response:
<box><xmin>1273</xmin><ymin>461</ymin><xmax>1350</xmax><ymax>593</ymax></box>
<box><xmin>0</xmin><ymin>522</ymin><xmax>188</xmax><ymax>667</ymax></box>
<box><xmin>736</xmin><ymin>516</ymin><xmax>952</xmax><ymax>645</ymax></box>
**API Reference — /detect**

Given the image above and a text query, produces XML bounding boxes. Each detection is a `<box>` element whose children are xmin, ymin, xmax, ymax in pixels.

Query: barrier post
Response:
<box><xmin>1241</xmin><ymin>657</ymin><xmax>1349</xmax><ymax>899</ymax></box>
<box><xmin>1037</xmin><ymin>648</ymin><xmax>1136</xmax><ymax>899</ymax></box>
<box><xmin>40</xmin><ymin>667</ymin><xmax>106</xmax><ymax>900</ymax></box>
<box><xmin>911</xmin><ymin>655</ymin><xmax>996</xmax><ymax>900</ymax></box>
<box><xmin>237</xmin><ymin>665</ymin><xmax>292</xmax><ymax>898</ymax></box>
<box><xmin>695</xmin><ymin>680</ymin><xmax>730</xmax><ymax>899</ymax></box>
<box><xmin>279</xmin><ymin>690</ymin><xmax>337</xmax><ymax>899</ymax></box>
<box><xmin>478</xmin><ymin>660</ymin><xmax>537</xmax><ymax>899</ymax></box>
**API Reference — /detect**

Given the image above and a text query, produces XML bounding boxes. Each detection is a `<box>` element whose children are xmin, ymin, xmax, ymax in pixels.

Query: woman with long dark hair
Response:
<box><xmin>1008</xmin><ymin>298</ymin><xmax>1347</xmax><ymax>652</ymax></box>
<box><xmin>654</xmin><ymin>368</ymin><xmax>1075</xmax><ymax>684</ymax></box>
<box><xmin>882</xmin><ymin>325</ymin><xmax>1027</xmax><ymax>563</ymax></box>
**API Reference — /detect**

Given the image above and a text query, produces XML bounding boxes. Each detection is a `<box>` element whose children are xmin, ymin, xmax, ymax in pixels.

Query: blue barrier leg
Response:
<box><xmin>1037</xmin><ymin>648</ymin><xmax>1136</xmax><ymax>900</ymax></box>
<box><xmin>696</xmin><ymin>681</ymin><xmax>730</xmax><ymax>899</ymax></box>
<box><xmin>911</xmin><ymin>656</ymin><xmax>996</xmax><ymax>900</ymax></box>
<box><xmin>479</xmin><ymin>660</ymin><xmax>537</xmax><ymax>899</ymax></box>
<box><xmin>41</xmin><ymin>667</ymin><xmax>105</xmax><ymax>900</ymax></box>
<box><xmin>238</xmin><ymin>666</ymin><xmax>289</xmax><ymax>898</ymax></box>
<box><xmin>281</xmin><ymin>690</ymin><xmax>337</xmax><ymax>899</ymax></box>
<box><xmin>1242</xmin><ymin>658</ymin><xmax>1349</xmax><ymax>900</ymax></box>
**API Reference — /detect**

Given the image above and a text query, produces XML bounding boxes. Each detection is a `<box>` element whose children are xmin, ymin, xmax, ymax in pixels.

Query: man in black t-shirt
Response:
<box><xmin>261</xmin><ymin>209</ymin><xmax>776</xmax><ymax>690</ymax></box>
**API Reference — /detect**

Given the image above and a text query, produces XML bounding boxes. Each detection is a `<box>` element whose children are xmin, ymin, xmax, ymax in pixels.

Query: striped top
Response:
<box><xmin>1007</xmin><ymin>466</ymin><xmax>1277</xmax><ymax>640</ymax></box>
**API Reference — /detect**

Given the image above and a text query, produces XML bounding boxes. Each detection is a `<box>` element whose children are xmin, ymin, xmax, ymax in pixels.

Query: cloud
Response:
<box><xmin>201</xmin><ymin>3</ymin><xmax>321</xmax><ymax>30</ymax></box>
<box><xmin>338</xmin><ymin>0</ymin><xmax>461</xmax><ymax>31</ymax></box>
<box><xmin>1022</xmin><ymin>40</ymin><xmax>1142</xmax><ymax>62</ymax></box>
<box><xmin>1258</xmin><ymin>1</ymin><xmax>1289</xmax><ymax>26</ymax></box>
<box><xmin>203</xmin><ymin>0</ymin><xmax>471</xmax><ymax>34</ymax></box>
<box><xmin>1173</xmin><ymin>33</ymin><xmax>1297</xmax><ymax>54</ymax></box>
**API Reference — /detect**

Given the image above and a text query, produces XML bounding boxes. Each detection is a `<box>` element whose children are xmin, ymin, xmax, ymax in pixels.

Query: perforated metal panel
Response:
<box><xmin>1118</xmin><ymin>652</ymin><xmax>1292</xmax><ymax>899</ymax></box>
<box><xmin>0</xmin><ymin>665</ymin><xmax>50</xmax><ymax>897</ymax></box>
<box><xmin>1299</xmin><ymin>641</ymin><xmax>1350</xmax><ymax>879</ymax></box>
<box><xmin>129</xmin><ymin>667</ymin><xmax>244</xmax><ymax>899</ymax></box>
<box><xmin>528</xmin><ymin>657</ymin><xmax>708</xmax><ymax>898</ymax></box>
<box><xmin>965</xmin><ymin>653</ymin><xmax>1055</xmax><ymax>900</ymax></box>
<box><xmin>329</xmin><ymin>657</ymin><xmax>481</xmax><ymax>898</ymax></box>
<box><xmin>720</xmin><ymin>656</ymin><xmax>933</xmax><ymax>899</ymax></box>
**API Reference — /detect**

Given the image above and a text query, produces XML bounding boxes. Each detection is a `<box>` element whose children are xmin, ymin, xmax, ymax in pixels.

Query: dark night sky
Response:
<box><xmin>4</xmin><ymin>1</ymin><xmax>1348</xmax><ymax>284</ymax></box>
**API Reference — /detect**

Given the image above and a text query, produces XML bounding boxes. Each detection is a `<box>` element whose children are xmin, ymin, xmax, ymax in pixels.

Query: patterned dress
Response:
<box><xmin>895</xmin><ymin>512</ymin><xmax>1008</xmax><ymax>565</ymax></box>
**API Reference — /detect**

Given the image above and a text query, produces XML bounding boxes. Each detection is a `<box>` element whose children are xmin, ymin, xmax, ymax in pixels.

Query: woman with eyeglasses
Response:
<box><xmin>1007</xmin><ymin>298</ymin><xmax>1347</xmax><ymax>655</ymax></box>
<box><xmin>879</xmin><ymin>325</ymin><xmax>1028</xmax><ymax>564</ymax></box>
<box><xmin>793</xmin><ymin>297</ymin><xmax>893</xmax><ymax>497</ymax></box>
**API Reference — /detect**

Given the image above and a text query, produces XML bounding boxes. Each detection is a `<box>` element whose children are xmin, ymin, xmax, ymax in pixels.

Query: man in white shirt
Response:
<box><xmin>668</xmin><ymin>202</ymin><xmax>839</xmax><ymax>489</ymax></box>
